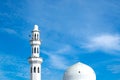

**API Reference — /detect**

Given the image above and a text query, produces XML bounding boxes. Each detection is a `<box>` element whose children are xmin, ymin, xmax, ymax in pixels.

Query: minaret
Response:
<box><xmin>28</xmin><ymin>25</ymin><xmax>43</xmax><ymax>80</ymax></box>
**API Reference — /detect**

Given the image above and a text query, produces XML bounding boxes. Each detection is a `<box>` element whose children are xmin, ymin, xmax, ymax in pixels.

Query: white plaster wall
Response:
<box><xmin>31</xmin><ymin>45</ymin><xmax>40</xmax><ymax>57</ymax></box>
<box><xmin>31</xmin><ymin>63</ymin><xmax>41</xmax><ymax>80</ymax></box>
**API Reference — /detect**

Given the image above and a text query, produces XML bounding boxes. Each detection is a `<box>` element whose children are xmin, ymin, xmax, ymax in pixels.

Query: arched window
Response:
<box><xmin>37</xmin><ymin>47</ymin><xmax>39</xmax><ymax>53</ymax></box>
<box><xmin>34</xmin><ymin>47</ymin><xmax>36</xmax><ymax>53</ymax></box>
<box><xmin>35</xmin><ymin>34</ymin><xmax>36</xmax><ymax>40</ymax></box>
<box><xmin>38</xmin><ymin>67</ymin><xmax>39</xmax><ymax>73</ymax></box>
<box><xmin>34</xmin><ymin>67</ymin><xmax>36</xmax><ymax>73</ymax></box>
<box><xmin>31</xmin><ymin>67</ymin><xmax>32</xmax><ymax>73</ymax></box>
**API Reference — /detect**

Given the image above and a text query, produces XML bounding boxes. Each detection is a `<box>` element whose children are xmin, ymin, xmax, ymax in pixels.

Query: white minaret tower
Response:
<box><xmin>28</xmin><ymin>25</ymin><xmax>43</xmax><ymax>80</ymax></box>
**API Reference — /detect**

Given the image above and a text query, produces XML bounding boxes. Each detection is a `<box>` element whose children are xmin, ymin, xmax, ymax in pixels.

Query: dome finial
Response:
<box><xmin>34</xmin><ymin>24</ymin><xmax>39</xmax><ymax>30</ymax></box>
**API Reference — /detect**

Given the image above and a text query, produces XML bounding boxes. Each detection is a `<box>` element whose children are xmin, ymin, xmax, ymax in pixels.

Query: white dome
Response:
<box><xmin>33</xmin><ymin>25</ymin><xmax>39</xmax><ymax>31</ymax></box>
<box><xmin>63</xmin><ymin>62</ymin><xmax>96</xmax><ymax>80</ymax></box>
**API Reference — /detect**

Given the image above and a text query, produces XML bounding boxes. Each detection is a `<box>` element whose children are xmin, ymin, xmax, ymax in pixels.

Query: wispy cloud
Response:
<box><xmin>49</xmin><ymin>54</ymin><xmax>68</xmax><ymax>70</ymax></box>
<box><xmin>83</xmin><ymin>34</ymin><xmax>120</xmax><ymax>54</ymax></box>
<box><xmin>42</xmin><ymin>51</ymin><xmax>69</xmax><ymax>70</ymax></box>
<box><xmin>53</xmin><ymin>45</ymin><xmax>72</xmax><ymax>55</ymax></box>
<box><xmin>41</xmin><ymin>45</ymin><xmax>70</xmax><ymax>70</ymax></box>
<box><xmin>0</xmin><ymin>54</ymin><xmax>29</xmax><ymax>80</ymax></box>
<box><xmin>107</xmin><ymin>64</ymin><xmax>120</xmax><ymax>74</ymax></box>
<box><xmin>42</xmin><ymin>68</ymin><xmax>51</xmax><ymax>75</ymax></box>
<box><xmin>1</xmin><ymin>28</ymin><xmax>17</xmax><ymax>35</ymax></box>
<box><xmin>92</xmin><ymin>58</ymin><xmax>120</xmax><ymax>75</ymax></box>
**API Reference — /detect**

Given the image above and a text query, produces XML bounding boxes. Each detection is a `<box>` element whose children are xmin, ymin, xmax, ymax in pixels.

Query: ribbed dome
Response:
<box><xmin>63</xmin><ymin>62</ymin><xmax>96</xmax><ymax>80</ymax></box>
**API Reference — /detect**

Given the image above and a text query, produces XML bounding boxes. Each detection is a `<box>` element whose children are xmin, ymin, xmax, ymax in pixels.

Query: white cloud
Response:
<box><xmin>41</xmin><ymin>47</ymin><xmax>69</xmax><ymax>70</ymax></box>
<box><xmin>1</xmin><ymin>28</ymin><xmax>17</xmax><ymax>35</ymax></box>
<box><xmin>0</xmin><ymin>54</ymin><xmax>29</xmax><ymax>80</ymax></box>
<box><xmin>49</xmin><ymin>55</ymin><xmax>68</xmax><ymax>70</ymax></box>
<box><xmin>0</xmin><ymin>70</ymin><xmax>10</xmax><ymax>80</ymax></box>
<box><xmin>83</xmin><ymin>34</ymin><xmax>120</xmax><ymax>53</ymax></box>
<box><xmin>107</xmin><ymin>64</ymin><xmax>120</xmax><ymax>74</ymax></box>
<box><xmin>54</xmin><ymin>45</ymin><xmax>71</xmax><ymax>54</ymax></box>
<box><xmin>42</xmin><ymin>68</ymin><xmax>51</xmax><ymax>75</ymax></box>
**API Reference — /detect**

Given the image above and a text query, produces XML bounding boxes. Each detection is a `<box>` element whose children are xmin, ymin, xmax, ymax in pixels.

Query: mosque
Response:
<box><xmin>28</xmin><ymin>25</ymin><xmax>96</xmax><ymax>80</ymax></box>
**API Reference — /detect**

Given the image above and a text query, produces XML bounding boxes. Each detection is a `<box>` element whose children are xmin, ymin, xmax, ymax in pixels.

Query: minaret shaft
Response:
<box><xmin>28</xmin><ymin>25</ymin><xmax>43</xmax><ymax>80</ymax></box>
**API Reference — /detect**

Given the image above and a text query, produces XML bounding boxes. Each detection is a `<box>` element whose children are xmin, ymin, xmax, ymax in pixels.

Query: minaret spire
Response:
<box><xmin>28</xmin><ymin>25</ymin><xmax>43</xmax><ymax>80</ymax></box>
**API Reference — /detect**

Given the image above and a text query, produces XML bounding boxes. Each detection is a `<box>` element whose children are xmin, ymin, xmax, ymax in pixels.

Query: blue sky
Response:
<box><xmin>0</xmin><ymin>0</ymin><xmax>120</xmax><ymax>80</ymax></box>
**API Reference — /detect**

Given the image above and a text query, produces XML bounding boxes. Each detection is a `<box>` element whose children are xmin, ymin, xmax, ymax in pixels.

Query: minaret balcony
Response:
<box><xmin>30</xmin><ymin>40</ymin><xmax>41</xmax><ymax>45</ymax></box>
<box><xmin>28</xmin><ymin>57</ymin><xmax>43</xmax><ymax>64</ymax></box>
